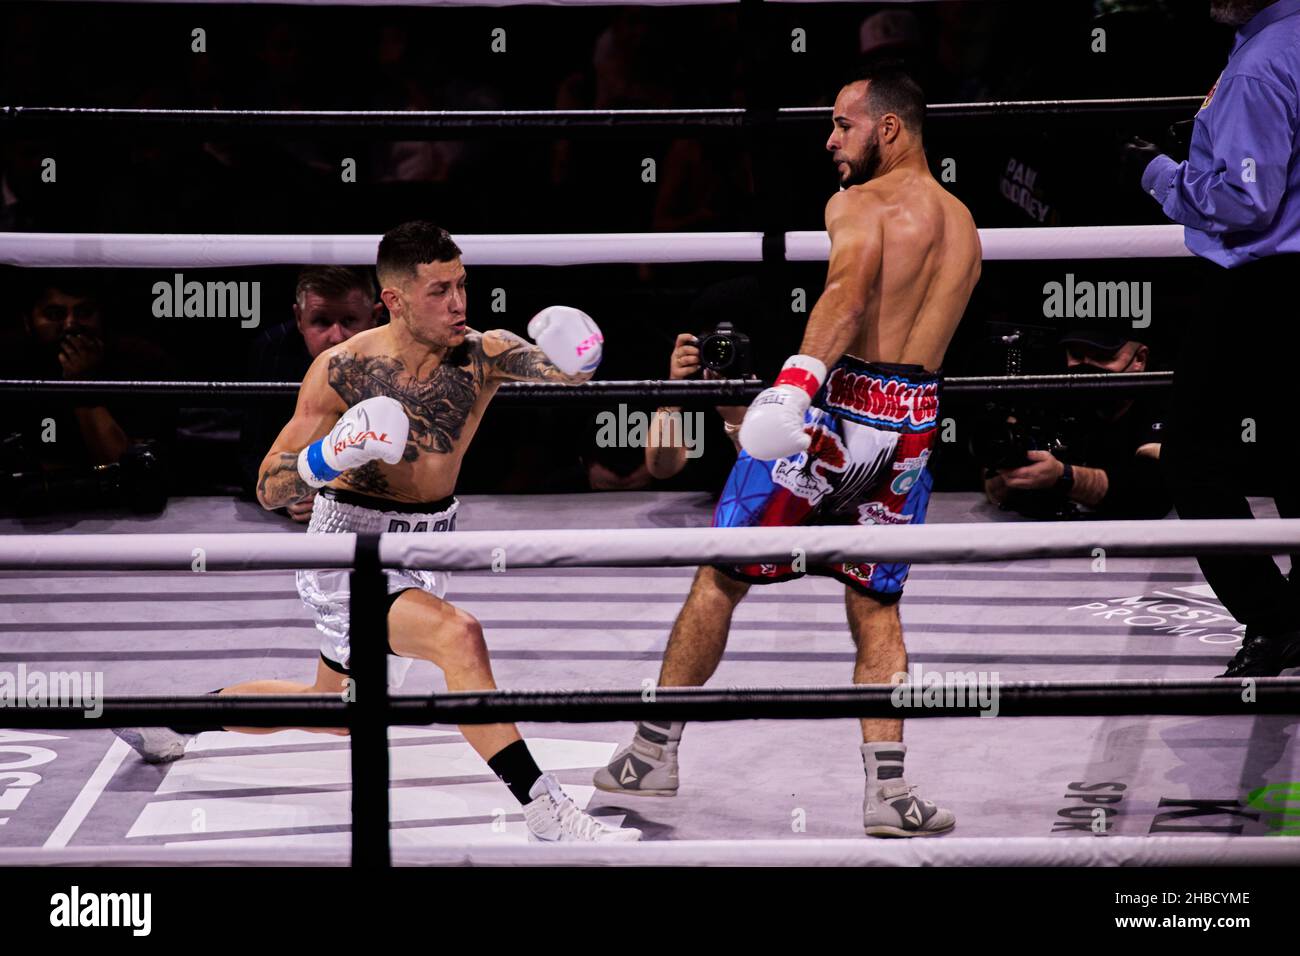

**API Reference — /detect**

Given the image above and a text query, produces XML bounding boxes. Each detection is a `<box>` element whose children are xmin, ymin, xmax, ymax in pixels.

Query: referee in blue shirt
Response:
<box><xmin>1126</xmin><ymin>0</ymin><xmax>1300</xmax><ymax>677</ymax></box>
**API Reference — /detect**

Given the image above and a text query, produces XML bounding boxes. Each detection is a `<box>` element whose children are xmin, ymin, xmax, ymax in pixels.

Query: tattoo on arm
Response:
<box><xmin>481</xmin><ymin>329</ymin><xmax>576</xmax><ymax>383</ymax></box>
<box><xmin>258</xmin><ymin>453</ymin><xmax>314</xmax><ymax>508</ymax></box>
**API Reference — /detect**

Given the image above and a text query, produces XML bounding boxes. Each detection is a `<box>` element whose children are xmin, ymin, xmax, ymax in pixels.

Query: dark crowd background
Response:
<box><xmin>0</xmin><ymin>0</ymin><xmax>1238</xmax><ymax>503</ymax></box>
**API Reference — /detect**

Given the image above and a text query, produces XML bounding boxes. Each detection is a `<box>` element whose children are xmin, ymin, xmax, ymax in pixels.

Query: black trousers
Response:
<box><xmin>1162</xmin><ymin>253</ymin><xmax>1300</xmax><ymax>633</ymax></box>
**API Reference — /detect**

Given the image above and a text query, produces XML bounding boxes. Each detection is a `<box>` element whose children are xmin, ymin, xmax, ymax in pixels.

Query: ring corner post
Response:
<box><xmin>349</xmin><ymin>532</ymin><xmax>391</xmax><ymax>868</ymax></box>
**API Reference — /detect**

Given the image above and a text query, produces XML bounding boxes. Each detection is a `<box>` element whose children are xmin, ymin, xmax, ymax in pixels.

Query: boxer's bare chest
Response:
<box><xmin>325</xmin><ymin>342</ymin><xmax>493</xmax><ymax>498</ymax></box>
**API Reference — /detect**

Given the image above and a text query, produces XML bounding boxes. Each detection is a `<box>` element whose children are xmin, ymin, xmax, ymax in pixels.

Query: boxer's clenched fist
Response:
<box><xmin>739</xmin><ymin>355</ymin><xmax>827</xmax><ymax>460</ymax></box>
<box><xmin>528</xmin><ymin>306</ymin><xmax>603</xmax><ymax>376</ymax></box>
<box><xmin>297</xmin><ymin>396</ymin><xmax>410</xmax><ymax>488</ymax></box>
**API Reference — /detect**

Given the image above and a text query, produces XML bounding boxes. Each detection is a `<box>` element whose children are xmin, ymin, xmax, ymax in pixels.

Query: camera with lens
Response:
<box><xmin>970</xmin><ymin>403</ymin><xmax>1086</xmax><ymax>518</ymax></box>
<box><xmin>1</xmin><ymin>439</ymin><xmax>168</xmax><ymax>516</ymax></box>
<box><xmin>696</xmin><ymin>321</ymin><xmax>752</xmax><ymax>377</ymax></box>
<box><xmin>969</xmin><ymin>403</ymin><xmax>1075</xmax><ymax>472</ymax></box>
<box><xmin>970</xmin><ymin>321</ymin><xmax>1081</xmax><ymax>470</ymax></box>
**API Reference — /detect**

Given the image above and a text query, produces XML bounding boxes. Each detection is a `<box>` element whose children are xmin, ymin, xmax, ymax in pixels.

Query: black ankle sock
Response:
<box><xmin>487</xmin><ymin>739</ymin><xmax>544</xmax><ymax>805</ymax></box>
<box><xmin>168</xmin><ymin>688</ymin><xmax>227</xmax><ymax>736</ymax></box>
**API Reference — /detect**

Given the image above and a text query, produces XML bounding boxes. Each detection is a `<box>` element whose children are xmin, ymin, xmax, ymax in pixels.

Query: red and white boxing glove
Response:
<box><xmin>528</xmin><ymin>305</ymin><xmax>603</xmax><ymax>376</ymax></box>
<box><xmin>739</xmin><ymin>355</ymin><xmax>828</xmax><ymax>460</ymax></box>
<box><xmin>297</xmin><ymin>396</ymin><xmax>410</xmax><ymax>488</ymax></box>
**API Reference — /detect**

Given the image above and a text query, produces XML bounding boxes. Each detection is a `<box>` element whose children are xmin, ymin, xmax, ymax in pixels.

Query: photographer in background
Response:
<box><xmin>644</xmin><ymin>327</ymin><xmax>749</xmax><ymax>483</ymax></box>
<box><xmin>982</xmin><ymin>326</ymin><xmax>1170</xmax><ymax>519</ymax></box>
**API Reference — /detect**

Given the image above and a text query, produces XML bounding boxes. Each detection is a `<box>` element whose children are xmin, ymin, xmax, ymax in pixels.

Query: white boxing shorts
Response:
<box><xmin>295</xmin><ymin>486</ymin><xmax>458</xmax><ymax>688</ymax></box>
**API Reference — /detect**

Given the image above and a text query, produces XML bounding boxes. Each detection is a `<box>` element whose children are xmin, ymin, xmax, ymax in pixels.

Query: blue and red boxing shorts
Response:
<box><xmin>713</xmin><ymin>356</ymin><xmax>941</xmax><ymax>602</ymax></box>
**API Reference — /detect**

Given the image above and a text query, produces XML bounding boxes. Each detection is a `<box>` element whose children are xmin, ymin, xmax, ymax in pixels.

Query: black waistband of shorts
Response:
<box><xmin>321</xmin><ymin>487</ymin><xmax>457</xmax><ymax>515</ymax></box>
<box><xmin>835</xmin><ymin>354</ymin><xmax>942</xmax><ymax>385</ymax></box>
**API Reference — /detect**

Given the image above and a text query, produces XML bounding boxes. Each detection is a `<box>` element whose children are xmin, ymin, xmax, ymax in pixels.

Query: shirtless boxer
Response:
<box><xmin>595</xmin><ymin>69</ymin><xmax>981</xmax><ymax>837</ymax></box>
<box><xmin>116</xmin><ymin>221</ymin><xmax>638</xmax><ymax>843</ymax></box>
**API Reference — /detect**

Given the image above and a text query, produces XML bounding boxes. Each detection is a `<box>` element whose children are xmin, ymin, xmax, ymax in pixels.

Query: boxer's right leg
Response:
<box><xmin>113</xmin><ymin>654</ymin><xmax>356</xmax><ymax>763</ymax></box>
<box><xmin>659</xmin><ymin>565</ymin><xmax>750</xmax><ymax>687</ymax></box>
<box><xmin>218</xmin><ymin>657</ymin><xmax>351</xmax><ymax>736</ymax></box>
<box><xmin>595</xmin><ymin>565</ymin><xmax>750</xmax><ymax>797</ymax></box>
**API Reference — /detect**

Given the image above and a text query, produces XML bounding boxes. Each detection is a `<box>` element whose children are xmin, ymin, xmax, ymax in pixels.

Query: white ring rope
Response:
<box><xmin>0</xmin><ymin>519</ymin><xmax>1295</xmax><ymax>572</ymax></box>
<box><xmin>0</xmin><ymin>225</ymin><xmax>1191</xmax><ymax>268</ymax></box>
<box><xmin>40</xmin><ymin>0</ymin><xmax>964</xmax><ymax>6</ymax></box>
<box><xmin>58</xmin><ymin>0</ymin><xmax>741</xmax><ymax>5</ymax></box>
<box><xmin>0</xmin><ymin>837</ymin><xmax>1295</xmax><ymax>868</ymax></box>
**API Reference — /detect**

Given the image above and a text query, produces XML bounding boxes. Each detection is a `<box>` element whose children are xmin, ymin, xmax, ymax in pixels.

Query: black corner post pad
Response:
<box><xmin>761</xmin><ymin>231</ymin><xmax>787</xmax><ymax>268</ymax></box>
<box><xmin>740</xmin><ymin>105</ymin><xmax>780</xmax><ymax>131</ymax></box>
<box><xmin>760</xmin><ymin>230</ymin><xmax>789</xmax><ymax>334</ymax></box>
<box><xmin>349</xmin><ymin>532</ymin><xmax>391</xmax><ymax>868</ymax></box>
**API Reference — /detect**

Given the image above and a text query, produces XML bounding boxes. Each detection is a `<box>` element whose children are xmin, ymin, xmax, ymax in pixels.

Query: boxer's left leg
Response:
<box><xmin>388</xmin><ymin>588</ymin><xmax>639</xmax><ymax>841</ymax></box>
<box><xmin>845</xmin><ymin>587</ymin><xmax>904</xmax><ymax>744</ymax></box>
<box><xmin>845</xmin><ymin>584</ymin><xmax>954</xmax><ymax>838</ymax></box>
<box><xmin>386</xmin><ymin>588</ymin><xmax>519</xmax><ymax>761</ymax></box>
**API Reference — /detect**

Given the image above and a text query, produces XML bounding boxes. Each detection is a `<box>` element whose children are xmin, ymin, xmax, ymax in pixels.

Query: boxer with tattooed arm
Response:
<box><xmin>113</xmin><ymin>221</ymin><xmax>638</xmax><ymax>843</ymax></box>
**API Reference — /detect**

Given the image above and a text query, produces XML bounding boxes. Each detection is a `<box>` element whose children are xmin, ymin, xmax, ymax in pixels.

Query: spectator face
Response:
<box><xmin>293</xmin><ymin>289</ymin><xmax>381</xmax><ymax>358</ymax></box>
<box><xmin>827</xmin><ymin>82</ymin><xmax>882</xmax><ymax>187</ymax></box>
<box><xmin>381</xmin><ymin>259</ymin><xmax>468</xmax><ymax>350</ymax></box>
<box><xmin>1067</xmin><ymin>341</ymin><xmax>1147</xmax><ymax>420</ymax></box>
<box><xmin>25</xmin><ymin>288</ymin><xmax>103</xmax><ymax>355</ymax></box>
<box><xmin>1065</xmin><ymin>341</ymin><xmax>1147</xmax><ymax>373</ymax></box>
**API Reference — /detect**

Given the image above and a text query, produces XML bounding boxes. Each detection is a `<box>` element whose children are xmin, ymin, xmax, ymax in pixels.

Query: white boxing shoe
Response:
<box><xmin>524</xmin><ymin>773</ymin><xmax>641</xmax><ymax>843</ymax></box>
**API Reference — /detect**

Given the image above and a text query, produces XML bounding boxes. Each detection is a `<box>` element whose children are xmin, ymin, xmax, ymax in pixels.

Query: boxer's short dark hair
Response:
<box><xmin>853</xmin><ymin>66</ymin><xmax>926</xmax><ymax>137</ymax></box>
<box><xmin>295</xmin><ymin>265</ymin><xmax>378</xmax><ymax>304</ymax></box>
<box><xmin>376</xmin><ymin>222</ymin><xmax>463</xmax><ymax>285</ymax></box>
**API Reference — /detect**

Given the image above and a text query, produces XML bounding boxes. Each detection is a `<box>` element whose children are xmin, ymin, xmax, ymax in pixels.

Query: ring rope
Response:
<box><xmin>1</xmin><ymin>521</ymin><xmax>1297</xmax><ymax>571</ymax></box>
<box><xmin>0</xmin><ymin>371</ymin><xmax>1176</xmax><ymax>406</ymax></box>
<box><xmin>4</xmin><ymin>679</ymin><xmax>1299</xmax><ymax>731</ymax></box>
<box><xmin>4</xmin><ymin>838</ymin><xmax>1294</xmax><ymax>868</ymax></box>
<box><xmin>0</xmin><ymin>225</ymin><xmax>1191</xmax><ymax>267</ymax></box>
<box><xmin>0</xmin><ymin>97</ymin><xmax>1205</xmax><ymax>131</ymax></box>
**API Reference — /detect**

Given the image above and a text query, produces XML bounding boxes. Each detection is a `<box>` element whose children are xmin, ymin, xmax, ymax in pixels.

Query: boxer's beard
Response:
<box><xmin>1210</xmin><ymin>0</ymin><xmax>1273</xmax><ymax>25</ymax></box>
<box><xmin>842</xmin><ymin>129</ymin><xmax>881</xmax><ymax>187</ymax></box>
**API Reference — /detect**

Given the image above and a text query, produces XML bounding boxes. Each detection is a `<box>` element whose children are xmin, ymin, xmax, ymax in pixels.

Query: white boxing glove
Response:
<box><xmin>527</xmin><ymin>305</ymin><xmax>603</xmax><ymax>376</ymax></box>
<box><xmin>297</xmin><ymin>395</ymin><xmax>410</xmax><ymax>488</ymax></box>
<box><xmin>738</xmin><ymin>355</ymin><xmax>828</xmax><ymax>461</ymax></box>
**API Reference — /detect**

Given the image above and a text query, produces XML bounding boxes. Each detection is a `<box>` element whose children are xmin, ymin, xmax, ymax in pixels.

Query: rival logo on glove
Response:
<box><xmin>330</xmin><ymin>410</ymin><xmax>395</xmax><ymax>458</ymax></box>
<box><xmin>333</xmin><ymin>429</ymin><xmax>393</xmax><ymax>458</ymax></box>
